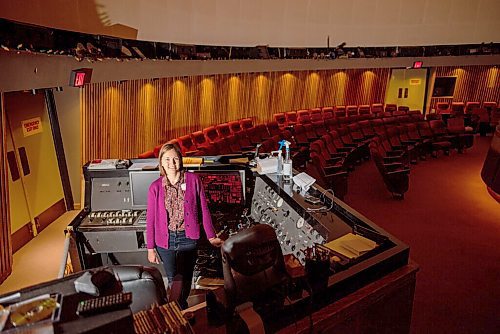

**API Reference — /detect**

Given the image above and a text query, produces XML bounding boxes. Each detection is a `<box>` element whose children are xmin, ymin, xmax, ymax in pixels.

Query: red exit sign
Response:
<box><xmin>69</xmin><ymin>68</ymin><xmax>93</xmax><ymax>87</ymax></box>
<box><xmin>412</xmin><ymin>61</ymin><xmax>423</xmax><ymax>69</ymax></box>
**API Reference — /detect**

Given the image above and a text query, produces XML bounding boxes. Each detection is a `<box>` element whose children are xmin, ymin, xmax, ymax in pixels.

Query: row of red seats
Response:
<box><xmin>307</xmin><ymin>116</ymin><xmax>473</xmax><ymax>199</ymax></box>
<box><xmin>138</xmin><ymin>107</ymin><xmax>426</xmax><ymax>158</ymax></box>
<box><xmin>434</xmin><ymin>101</ymin><xmax>498</xmax><ymax>116</ymax></box>
<box><xmin>179</xmin><ymin>111</ymin><xmax>428</xmax><ymax>158</ymax></box>
<box><xmin>272</xmin><ymin>104</ymin><xmax>424</xmax><ymax>128</ymax></box>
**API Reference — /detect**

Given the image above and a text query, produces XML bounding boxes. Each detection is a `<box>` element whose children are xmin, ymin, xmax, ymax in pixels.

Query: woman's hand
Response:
<box><xmin>208</xmin><ymin>237</ymin><xmax>224</xmax><ymax>247</ymax></box>
<box><xmin>148</xmin><ymin>249</ymin><xmax>160</xmax><ymax>264</ymax></box>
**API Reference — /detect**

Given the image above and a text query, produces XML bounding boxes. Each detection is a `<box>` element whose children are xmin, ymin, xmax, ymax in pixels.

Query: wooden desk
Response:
<box><xmin>188</xmin><ymin>262</ymin><xmax>418</xmax><ymax>333</ymax></box>
<box><xmin>278</xmin><ymin>261</ymin><xmax>419</xmax><ymax>334</ymax></box>
<box><xmin>0</xmin><ymin>273</ymin><xmax>134</xmax><ymax>334</ymax></box>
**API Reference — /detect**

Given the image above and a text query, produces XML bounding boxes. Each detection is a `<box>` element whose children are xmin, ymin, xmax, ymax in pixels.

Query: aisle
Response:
<box><xmin>0</xmin><ymin>210</ymin><xmax>79</xmax><ymax>294</ymax></box>
<box><xmin>344</xmin><ymin>136</ymin><xmax>500</xmax><ymax>334</ymax></box>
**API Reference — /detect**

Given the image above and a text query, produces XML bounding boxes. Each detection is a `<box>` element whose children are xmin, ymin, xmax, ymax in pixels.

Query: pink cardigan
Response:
<box><xmin>146</xmin><ymin>172</ymin><xmax>216</xmax><ymax>249</ymax></box>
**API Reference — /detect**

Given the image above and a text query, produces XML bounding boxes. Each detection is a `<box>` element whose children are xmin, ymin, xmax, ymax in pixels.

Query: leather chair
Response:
<box><xmin>98</xmin><ymin>265</ymin><xmax>167</xmax><ymax>313</ymax></box>
<box><xmin>222</xmin><ymin>225</ymin><xmax>289</xmax><ymax>314</ymax></box>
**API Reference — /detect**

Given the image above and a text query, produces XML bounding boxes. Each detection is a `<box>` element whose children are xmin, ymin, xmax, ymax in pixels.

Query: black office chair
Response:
<box><xmin>98</xmin><ymin>265</ymin><xmax>168</xmax><ymax>313</ymax></box>
<box><xmin>221</xmin><ymin>224</ymin><xmax>290</xmax><ymax>317</ymax></box>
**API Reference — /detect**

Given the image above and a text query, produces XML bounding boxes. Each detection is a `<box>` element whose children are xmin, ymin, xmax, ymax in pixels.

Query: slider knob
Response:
<box><xmin>296</xmin><ymin>218</ymin><xmax>305</xmax><ymax>229</ymax></box>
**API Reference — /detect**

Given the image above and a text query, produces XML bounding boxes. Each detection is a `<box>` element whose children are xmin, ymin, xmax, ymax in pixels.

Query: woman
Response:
<box><xmin>146</xmin><ymin>143</ymin><xmax>223</xmax><ymax>309</ymax></box>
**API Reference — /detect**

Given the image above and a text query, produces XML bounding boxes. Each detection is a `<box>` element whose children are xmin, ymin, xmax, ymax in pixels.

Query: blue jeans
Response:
<box><xmin>156</xmin><ymin>230</ymin><xmax>197</xmax><ymax>309</ymax></box>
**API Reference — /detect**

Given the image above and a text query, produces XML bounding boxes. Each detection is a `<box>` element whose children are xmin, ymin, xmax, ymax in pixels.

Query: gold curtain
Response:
<box><xmin>81</xmin><ymin>68</ymin><xmax>390</xmax><ymax>162</ymax></box>
<box><xmin>430</xmin><ymin>65</ymin><xmax>500</xmax><ymax>110</ymax></box>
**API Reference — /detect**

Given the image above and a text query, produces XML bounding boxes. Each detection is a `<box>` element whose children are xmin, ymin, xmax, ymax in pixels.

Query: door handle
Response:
<box><xmin>18</xmin><ymin>146</ymin><xmax>31</xmax><ymax>176</ymax></box>
<box><xmin>7</xmin><ymin>150</ymin><xmax>20</xmax><ymax>181</ymax></box>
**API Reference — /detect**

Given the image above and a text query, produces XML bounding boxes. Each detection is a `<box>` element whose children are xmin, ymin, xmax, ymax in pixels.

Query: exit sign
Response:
<box><xmin>69</xmin><ymin>68</ymin><xmax>93</xmax><ymax>87</ymax></box>
<box><xmin>412</xmin><ymin>61</ymin><xmax>423</xmax><ymax>69</ymax></box>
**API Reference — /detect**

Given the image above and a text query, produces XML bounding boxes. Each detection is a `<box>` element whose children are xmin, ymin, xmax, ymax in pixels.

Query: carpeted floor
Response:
<box><xmin>344</xmin><ymin>135</ymin><xmax>500</xmax><ymax>334</ymax></box>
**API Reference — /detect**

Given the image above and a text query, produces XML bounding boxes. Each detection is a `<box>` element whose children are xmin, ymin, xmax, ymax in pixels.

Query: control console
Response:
<box><xmin>251</xmin><ymin>177</ymin><xmax>325</xmax><ymax>264</ymax></box>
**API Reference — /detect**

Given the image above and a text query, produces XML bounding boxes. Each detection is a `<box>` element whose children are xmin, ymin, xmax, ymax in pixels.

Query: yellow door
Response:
<box><xmin>385</xmin><ymin>68</ymin><xmax>427</xmax><ymax>111</ymax></box>
<box><xmin>5</xmin><ymin>123</ymin><xmax>32</xmax><ymax>238</ymax></box>
<box><xmin>4</xmin><ymin>91</ymin><xmax>65</xmax><ymax>249</ymax></box>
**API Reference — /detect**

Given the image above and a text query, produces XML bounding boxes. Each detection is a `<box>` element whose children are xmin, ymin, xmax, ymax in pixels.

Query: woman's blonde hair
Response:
<box><xmin>158</xmin><ymin>143</ymin><xmax>183</xmax><ymax>176</ymax></box>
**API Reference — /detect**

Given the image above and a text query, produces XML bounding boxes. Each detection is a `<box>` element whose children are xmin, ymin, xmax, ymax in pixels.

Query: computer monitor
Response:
<box><xmin>129</xmin><ymin>170</ymin><xmax>160</xmax><ymax>210</ymax></box>
<box><xmin>193</xmin><ymin>170</ymin><xmax>245</xmax><ymax>207</ymax></box>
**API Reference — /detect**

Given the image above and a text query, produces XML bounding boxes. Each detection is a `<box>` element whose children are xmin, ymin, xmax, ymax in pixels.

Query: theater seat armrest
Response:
<box><xmin>337</xmin><ymin>147</ymin><xmax>355</xmax><ymax>152</ymax></box>
<box><xmin>327</xmin><ymin>157</ymin><xmax>344</xmax><ymax>163</ymax></box>
<box><xmin>383</xmin><ymin>162</ymin><xmax>404</xmax><ymax>171</ymax></box>
<box><xmin>324</xmin><ymin>171</ymin><xmax>348</xmax><ymax>178</ymax></box>
<box><xmin>386</xmin><ymin>168</ymin><xmax>410</xmax><ymax>175</ymax></box>
<box><xmin>383</xmin><ymin>156</ymin><xmax>403</xmax><ymax>163</ymax></box>
<box><xmin>323</xmin><ymin>165</ymin><xmax>345</xmax><ymax>174</ymax></box>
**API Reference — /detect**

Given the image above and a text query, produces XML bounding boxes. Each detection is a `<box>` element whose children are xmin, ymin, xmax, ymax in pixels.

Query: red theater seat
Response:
<box><xmin>322</xmin><ymin>107</ymin><xmax>334</xmax><ymax>118</ymax></box>
<box><xmin>358</xmin><ymin>120</ymin><xmax>376</xmax><ymax>138</ymax></box>
<box><xmin>203</xmin><ymin>126</ymin><xmax>219</xmax><ymax>143</ymax></box>
<box><xmin>384</xmin><ymin>104</ymin><xmax>397</xmax><ymax>113</ymax></box>
<box><xmin>254</xmin><ymin>124</ymin><xmax>271</xmax><ymax>142</ymax></box>
<box><xmin>346</xmin><ymin>105</ymin><xmax>358</xmax><ymax>116</ymax></box>
<box><xmin>310</xmin><ymin>112</ymin><xmax>323</xmax><ymax>123</ymax></box>
<box><xmin>369</xmin><ymin>140</ymin><xmax>410</xmax><ymax>199</ymax></box>
<box><xmin>274</xmin><ymin>113</ymin><xmax>287</xmax><ymax>128</ymax></box>
<box><xmin>191</xmin><ymin>131</ymin><xmax>209</xmax><ymax>148</ymax></box>
<box><xmin>465</xmin><ymin>102</ymin><xmax>480</xmax><ymax>114</ymax></box>
<box><xmin>436</xmin><ymin>102</ymin><xmax>451</xmax><ymax>114</ymax></box>
<box><xmin>408</xmin><ymin>110</ymin><xmax>424</xmax><ymax>122</ymax></box>
<box><xmin>239</xmin><ymin>118</ymin><xmax>254</xmax><ymax>130</ymax></box>
<box><xmin>483</xmin><ymin>101</ymin><xmax>497</xmax><ymax>114</ymax></box>
<box><xmin>371</xmin><ymin>103</ymin><xmax>384</xmax><ymax>116</ymax></box>
<box><xmin>228</xmin><ymin>120</ymin><xmax>243</xmax><ymax>134</ymax></box>
<box><xmin>322</xmin><ymin>109</ymin><xmax>334</xmax><ymax>121</ymax></box>
<box><xmin>216</xmin><ymin>123</ymin><xmax>232</xmax><ymax>138</ymax></box>
<box><xmin>266</xmin><ymin>121</ymin><xmax>281</xmax><ymax>137</ymax></box>
<box><xmin>358</xmin><ymin>105</ymin><xmax>371</xmax><ymax>115</ymax></box>
<box><xmin>285</xmin><ymin>111</ymin><xmax>298</xmax><ymax>126</ymax></box>
<box><xmin>297</xmin><ymin>111</ymin><xmax>311</xmax><ymax>124</ymax></box>
<box><xmin>310</xmin><ymin>108</ymin><xmax>322</xmax><ymax>116</ymax></box>
<box><xmin>447</xmin><ymin>117</ymin><xmax>474</xmax><ymax>151</ymax></box>
<box><xmin>308</xmin><ymin>150</ymin><xmax>348</xmax><ymax>200</ymax></box>
<box><xmin>451</xmin><ymin>102</ymin><xmax>465</xmax><ymax>116</ymax></box>
<box><xmin>213</xmin><ymin>138</ymin><xmax>232</xmax><ymax>155</ymax></box>
<box><xmin>244</xmin><ymin>127</ymin><xmax>262</xmax><ymax>146</ymax></box>
<box><xmin>177</xmin><ymin>135</ymin><xmax>198</xmax><ymax>156</ymax></box>
<box><xmin>398</xmin><ymin>106</ymin><xmax>410</xmax><ymax>113</ymax></box>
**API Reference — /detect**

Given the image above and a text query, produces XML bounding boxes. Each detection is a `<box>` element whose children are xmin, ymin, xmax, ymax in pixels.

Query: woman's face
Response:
<box><xmin>161</xmin><ymin>149</ymin><xmax>181</xmax><ymax>173</ymax></box>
